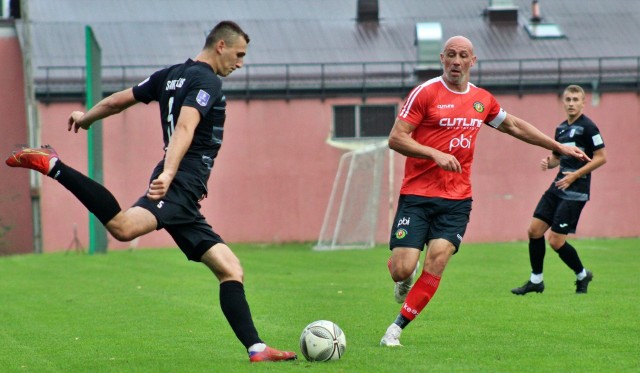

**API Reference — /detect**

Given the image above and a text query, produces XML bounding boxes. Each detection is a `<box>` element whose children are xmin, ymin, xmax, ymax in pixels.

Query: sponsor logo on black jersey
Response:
<box><xmin>196</xmin><ymin>90</ymin><xmax>211</xmax><ymax>106</ymax></box>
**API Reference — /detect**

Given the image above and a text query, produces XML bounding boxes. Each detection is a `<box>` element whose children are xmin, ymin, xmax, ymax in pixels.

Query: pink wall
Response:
<box><xmin>469</xmin><ymin>92</ymin><xmax>639</xmax><ymax>242</ymax></box>
<box><xmin>0</xmin><ymin>30</ymin><xmax>33</xmax><ymax>255</ymax></box>
<box><xmin>32</xmin><ymin>91</ymin><xmax>639</xmax><ymax>252</ymax></box>
<box><xmin>36</xmin><ymin>98</ymin><xmax>350</xmax><ymax>251</ymax></box>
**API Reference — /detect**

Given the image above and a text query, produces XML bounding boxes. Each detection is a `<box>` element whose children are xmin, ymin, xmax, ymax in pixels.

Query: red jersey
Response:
<box><xmin>397</xmin><ymin>77</ymin><xmax>507</xmax><ymax>199</ymax></box>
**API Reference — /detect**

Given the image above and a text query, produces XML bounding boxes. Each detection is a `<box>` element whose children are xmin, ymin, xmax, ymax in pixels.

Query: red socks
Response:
<box><xmin>400</xmin><ymin>271</ymin><xmax>441</xmax><ymax>321</ymax></box>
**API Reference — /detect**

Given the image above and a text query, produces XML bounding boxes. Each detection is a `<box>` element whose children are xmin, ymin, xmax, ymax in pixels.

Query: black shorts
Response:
<box><xmin>389</xmin><ymin>195</ymin><xmax>472</xmax><ymax>253</ymax></box>
<box><xmin>533</xmin><ymin>191</ymin><xmax>586</xmax><ymax>235</ymax></box>
<box><xmin>134</xmin><ymin>170</ymin><xmax>224</xmax><ymax>262</ymax></box>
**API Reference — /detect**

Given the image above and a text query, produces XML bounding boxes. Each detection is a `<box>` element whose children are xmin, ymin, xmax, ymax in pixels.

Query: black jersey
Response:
<box><xmin>133</xmin><ymin>59</ymin><xmax>226</xmax><ymax>159</ymax></box>
<box><xmin>549</xmin><ymin>114</ymin><xmax>605</xmax><ymax>201</ymax></box>
<box><xmin>132</xmin><ymin>59</ymin><xmax>226</xmax><ymax>185</ymax></box>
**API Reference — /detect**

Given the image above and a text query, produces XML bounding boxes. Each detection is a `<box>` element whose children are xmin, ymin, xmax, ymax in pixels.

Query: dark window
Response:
<box><xmin>333</xmin><ymin>104</ymin><xmax>396</xmax><ymax>139</ymax></box>
<box><xmin>334</xmin><ymin>106</ymin><xmax>356</xmax><ymax>138</ymax></box>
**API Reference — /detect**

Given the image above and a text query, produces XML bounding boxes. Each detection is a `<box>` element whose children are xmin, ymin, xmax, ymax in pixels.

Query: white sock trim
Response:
<box><xmin>576</xmin><ymin>269</ymin><xmax>587</xmax><ymax>280</ymax></box>
<box><xmin>530</xmin><ymin>273</ymin><xmax>543</xmax><ymax>284</ymax></box>
<box><xmin>248</xmin><ymin>343</ymin><xmax>266</xmax><ymax>353</ymax></box>
<box><xmin>48</xmin><ymin>157</ymin><xmax>59</xmax><ymax>174</ymax></box>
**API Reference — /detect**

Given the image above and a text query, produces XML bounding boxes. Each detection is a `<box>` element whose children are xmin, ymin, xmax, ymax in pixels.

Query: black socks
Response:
<box><xmin>529</xmin><ymin>236</ymin><xmax>546</xmax><ymax>275</ymax></box>
<box><xmin>48</xmin><ymin>161</ymin><xmax>121</xmax><ymax>225</ymax></box>
<box><xmin>219</xmin><ymin>281</ymin><xmax>262</xmax><ymax>349</ymax></box>
<box><xmin>394</xmin><ymin>314</ymin><xmax>411</xmax><ymax>329</ymax></box>
<box><xmin>556</xmin><ymin>241</ymin><xmax>584</xmax><ymax>274</ymax></box>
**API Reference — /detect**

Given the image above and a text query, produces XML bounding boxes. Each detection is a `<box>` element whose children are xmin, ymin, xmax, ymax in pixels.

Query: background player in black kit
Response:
<box><xmin>6</xmin><ymin>21</ymin><xmax>296</xmax><ymax>362</ymax></box>
<box><xmin>511</xmin><ymin>85</ymin><xmax>607</xmax><ymax>295</ymax></box>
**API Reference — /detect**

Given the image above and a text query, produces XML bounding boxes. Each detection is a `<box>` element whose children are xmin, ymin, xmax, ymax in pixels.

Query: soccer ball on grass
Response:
<box><xmin>299</xmin><ymin>320</ymin><xmax>346</xmax><ymax>361</ymax></box>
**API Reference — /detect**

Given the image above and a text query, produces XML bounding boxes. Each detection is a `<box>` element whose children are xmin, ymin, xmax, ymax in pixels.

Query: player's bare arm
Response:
<box><xmin>555</xmin><ymin>147</ymin><xmax>607</xmax><ymax>190</ymax></box>
<box><xmin>388</xmin><ymin>118</ymin><xmax>462</xmax><ymax>173</ymax></box>
<box><xmin>67</xmin><ymin>88</ymin><xmax>138</xmax><ymax>133</ymax></box>
<box><xmin>147</xmin><ymin>106</ymin><xmax>200</xmax><ymax>201</ymax></box>
<box><xmin>498</xmin><ymin>113</ymin><xmax>591</xmax><ymax>162</ymax></box>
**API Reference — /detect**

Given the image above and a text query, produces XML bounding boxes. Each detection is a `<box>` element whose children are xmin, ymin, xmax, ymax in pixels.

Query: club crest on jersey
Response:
<box><xmin>196</xmin><ymin>90</ymin><xmax>211</xmax><ymax>106</ymax></box>
<box><xmin>473</xmin><ymin>101</ymin><xmax>484</xmax><ymax>113</ymax></box>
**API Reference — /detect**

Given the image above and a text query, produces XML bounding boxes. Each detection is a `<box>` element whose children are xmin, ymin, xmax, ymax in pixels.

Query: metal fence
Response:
<box><xmin>36</xmin><ymin>56</ymin><xmax>640</xmax><ymax>101</ymax></box>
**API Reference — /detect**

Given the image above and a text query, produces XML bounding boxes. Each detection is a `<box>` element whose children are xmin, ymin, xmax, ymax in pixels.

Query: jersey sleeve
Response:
<box><xmin>585</xmin><ymin>123</ymin><xmax>605</xmax><ymax>151</ymax></box>
<box><xmin>132</xmin><ymin>69</ymin><xmax>166</xmax><ymax>104</ymax></box>
<box><xmin>484</xmin><ymin>94</ymin><xmax>507</xmax><ymax>128</ymax></box>
<box><xmin>182</xmin><ymin>69</ymin><xmax>221</xmax><ymax>117</ymax></box>
<box><xmin>398</xmin><ymin>84</ymin><xmax>428</xmax><ymax>127</ymax></box>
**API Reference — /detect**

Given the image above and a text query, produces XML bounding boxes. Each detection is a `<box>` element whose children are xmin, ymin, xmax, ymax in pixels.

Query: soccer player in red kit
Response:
<box><xmin>380</xmin><ymin>36</ymin><xmax>590</xmax><ymax>346</ymax></box>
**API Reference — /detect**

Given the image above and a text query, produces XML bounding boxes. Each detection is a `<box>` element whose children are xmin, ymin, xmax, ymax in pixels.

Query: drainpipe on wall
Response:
<box><xmin>18</xmin><ymin>0</ymin><xmax>43</xmax><ymax>254</ymax></box>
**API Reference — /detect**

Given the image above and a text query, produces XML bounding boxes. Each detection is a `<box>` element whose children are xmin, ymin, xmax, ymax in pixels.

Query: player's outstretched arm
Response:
<box><xmin>68</xmin><ymin>88</ymin><xmax>138</xmax><ymax>133</ymax></box>
<box><xmin>497</xmin><ymin>113</ymin><xmax>591</xmax><ymax>162</ymax></box>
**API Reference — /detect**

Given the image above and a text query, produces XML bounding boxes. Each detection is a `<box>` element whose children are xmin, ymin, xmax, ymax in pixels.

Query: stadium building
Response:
<box><xmin>1</xmin><ymin>0</ymin><xmax>638</xmax><ymax>254</ymax></box>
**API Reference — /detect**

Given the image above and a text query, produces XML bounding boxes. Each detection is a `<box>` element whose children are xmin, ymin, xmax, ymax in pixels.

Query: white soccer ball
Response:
<box><xmin>299</xmin><ymin>320</ymin><xmax>346</xmax><ymax>362</ymax></box>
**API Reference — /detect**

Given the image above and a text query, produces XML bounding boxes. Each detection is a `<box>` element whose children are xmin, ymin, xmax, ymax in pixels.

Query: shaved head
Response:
<box><xmin>442</xmin><ymin>36</ymin><xmax>474</xmax><ymax>55</ymax></box>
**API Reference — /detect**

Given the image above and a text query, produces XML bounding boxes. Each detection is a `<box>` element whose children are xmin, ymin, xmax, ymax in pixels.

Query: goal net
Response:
<box><xmin>315</xmin><ymin>141</ymin><xmax>388</xmax><ymax>250</ymax></box>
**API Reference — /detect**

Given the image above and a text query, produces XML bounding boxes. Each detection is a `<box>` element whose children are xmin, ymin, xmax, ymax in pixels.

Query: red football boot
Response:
<box><xmin>249</xmin><ymin>346</ymin><xmax>297</xmax><ymax>362</ymax></box>
<box><xmin>6</xmin><ymin>145</ymin><xmax>58</xmax><ymax>175</ymax></box>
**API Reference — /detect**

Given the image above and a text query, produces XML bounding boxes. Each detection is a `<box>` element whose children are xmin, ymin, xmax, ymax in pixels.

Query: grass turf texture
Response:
<box><xmin>0</xmin><ymin>238</ymin><xmax>638</xmax><ymax>372</ymax></box>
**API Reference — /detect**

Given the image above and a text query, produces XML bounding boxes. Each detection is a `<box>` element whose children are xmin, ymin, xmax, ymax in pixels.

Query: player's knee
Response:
<box><xmin>107</xmin><ymin>221</ymin><xmax>137</xmax><ymax>242</ymax></box>
<box><xmin>527</xmin><ymin>226</ymin><xmax>544</xmax><ymax>239</ymax></box>
<box><xmin>109</xmin><ymin>227</ymin><xmax>136</xmax><ymax>242</ymax></box>
<box><xmin>528</xmin><ymin>218</ymin><xmax>549</xmax><ymax>239</ymax></box>
<box><xmin>105</xmin><ymin>208</ymin><xmax>156</xmax><ymax>242</ymax></box>
<box><xmin>228</xmin><ymin>265</ymin><xmax>244</xmax><ymax>282</ymax></box>
<box><xmin>548</xmin><ymin>235</ymin><xmax>565</xmax><ymax>250</ymax></box>
<box><xmin>426</xmin><ymin>258</ymin><xmax>447</xmax><ymax>275</ymax></box>
<box><xmin>390</xmin><ymin>262</ymin><xmax>415</xmax><ymax>282</ymax></box>
<box><xmin>202</xmin><ymin>245</ymin><xmax>245</xmax><ymax>282</ymax></box>
<box><xmin>390</xmin><ymin>270</ymin><xmax>406</xmax><ymax>282</ymax></box>
<box><xmin>216</xmin><ymin>262</ymin><xmax>244</xmax><ymax>283</ymax></box>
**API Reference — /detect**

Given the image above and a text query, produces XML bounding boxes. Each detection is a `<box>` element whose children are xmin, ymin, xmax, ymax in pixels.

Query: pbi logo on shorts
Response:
<box><xmin>397</xmin><ymin>217</ymin><xmax>410</xmax><ymax>227</ymax></box>
<box><xmin>395</xmin><ymin>228</ymin><xmax>408</xmax><ymax>239</ymax></box>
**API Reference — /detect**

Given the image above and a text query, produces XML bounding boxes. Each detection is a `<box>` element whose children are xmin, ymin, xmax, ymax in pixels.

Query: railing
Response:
<box><xmin>35</xmin><ymin>56</ymin><xmax>640</xmax><ymax>101</ymax></box>
<box><xmin>474</xmin><ymin>56</ymin><xmax>640</xmax><ymax>94</ymax></box>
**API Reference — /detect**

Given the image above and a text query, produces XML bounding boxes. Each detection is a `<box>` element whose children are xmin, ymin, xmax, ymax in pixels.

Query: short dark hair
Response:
<box><xmin>204</xmin><ymin>21</ymin><xmax>250</xmax><ymax>49</ymax></box>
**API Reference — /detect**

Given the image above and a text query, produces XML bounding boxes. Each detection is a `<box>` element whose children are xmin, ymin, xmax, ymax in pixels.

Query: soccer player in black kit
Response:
<box><xmin>511</xmin><ymin>85</ymin><xmax>607</xmax><ymax>295</ymax></box>
<box><xmin>6</xmin><ymin>21</ymin><xmax>296</xmax><ymax>362</ymax></box>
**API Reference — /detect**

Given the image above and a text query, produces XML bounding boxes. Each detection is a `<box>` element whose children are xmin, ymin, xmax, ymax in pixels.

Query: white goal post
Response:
<box><xmin>315</xmin><ymin>141</ymin><xmax>389</xmax><ymax>250</ymax></box>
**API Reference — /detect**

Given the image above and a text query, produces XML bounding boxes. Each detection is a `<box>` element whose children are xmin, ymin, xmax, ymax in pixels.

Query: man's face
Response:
<box><xmin>217</xmin><ymin>36</ymin><xmax>247</xmax><ymax>77</ymax></box>
<box><xmin>440</xmin><ymin>39</ymin><xmax>476</xmax><ymax>85</ymax></box>
<box><xmin>563</xmin><ymin>91</ymin><xmax>585</xmax><ymax>119</ymax></box>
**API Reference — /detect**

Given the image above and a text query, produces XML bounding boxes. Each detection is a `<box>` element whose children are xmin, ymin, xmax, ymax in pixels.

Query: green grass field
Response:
<box><xmin>1</xmin><ymin>238</ymin><xmax>638</xmax><ymax>372</ymax></box>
